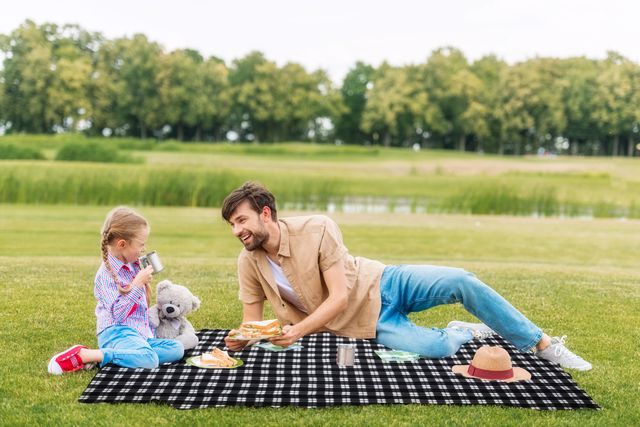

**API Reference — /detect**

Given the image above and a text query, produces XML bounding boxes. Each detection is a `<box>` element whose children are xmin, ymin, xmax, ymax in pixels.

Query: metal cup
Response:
<box><xmin>139</xmin><ymin>251</ymin><xmax>164</xmax><ymax>274</ymax></box>
<box><xmin>336</xmin><ymin>343</ymin><xmax>356</xmax><ymax>367</ymax></box>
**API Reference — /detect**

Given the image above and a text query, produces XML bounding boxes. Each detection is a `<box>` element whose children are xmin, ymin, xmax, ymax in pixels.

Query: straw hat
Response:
<box><xmin>452</xmin><ymin>345</ymin><xmax>531</xmax><ymax>382</ymax></box>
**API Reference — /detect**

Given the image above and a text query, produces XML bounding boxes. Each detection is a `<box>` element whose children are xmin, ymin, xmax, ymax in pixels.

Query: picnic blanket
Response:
<box><xmin>79</xmin><ymin>329</ymin><xmax>599</xmax><ymax>410</ymax></box>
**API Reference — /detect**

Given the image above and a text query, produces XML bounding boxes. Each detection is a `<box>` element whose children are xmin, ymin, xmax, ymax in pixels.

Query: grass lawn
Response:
<box><xmin>1</xmin><ymin>204</ymin><xmax>638</xmax><ymax>426</ymax></box>
<box><xmin>3</xmin><ymin>138</ymin><xmax>640</xmax><ymax>217</ymax></box>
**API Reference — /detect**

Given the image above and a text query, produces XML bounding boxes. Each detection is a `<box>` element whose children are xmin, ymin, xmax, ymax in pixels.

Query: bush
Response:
<box><xmin>113</xmin><ymin>138</ymin><xmax>160</xmax><ymax>151</ymax></box>
<box><xmin>0</xmin><ymin>143</ymin><xmax>45</xmax><ymax>160</ymax></box>
<box><xmin>55</xmin><ymin>141</ymin><xmax>143</xmax><ymax>163</ymax></box>
<box><xmin>154</xmin><ymin>141</ymin><xmax>184</xmax><ymax>152</ymax></box>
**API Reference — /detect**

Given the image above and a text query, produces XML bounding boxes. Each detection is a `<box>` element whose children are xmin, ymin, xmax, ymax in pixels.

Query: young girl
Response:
<box><xmin>48</xmin><ymin>206</ymin><xmax>184</xmax><ymax>374</ymax></box>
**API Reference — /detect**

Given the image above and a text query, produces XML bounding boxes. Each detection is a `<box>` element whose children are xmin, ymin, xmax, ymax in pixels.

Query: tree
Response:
<box><xmin>47</xmin><ymin>24</ymin><xmax>99</xmax><ymax>132</ymax></box>
<box><xmin>228</xmin><ymin>51</ymin><xmax>333</xmax><ymax>142</ymax></box>
<box><xmin>420</xmin><ymin>47</ymin><xmax>480</xmax><ymax>150</ymax></box>
<box><xmin>228</xmin><ymin>51</ymin><xmax>280</xmax><ymax>142</ymax></box>
<box><xmin>97</xmin><ymin>34</ymin><xmax>162</xmax><ymax>138</ymax></box>
<box><xmin>90</xmin><ymin>39</ymin><xmax>126</xmax><ymax>135</ymax></box>
<box><xmin>4</xmin><ymin>17</ymin><xmax>640</xmax><ymax>157</ymax></box>
<box><xmin>198</xmin><ymin>57</ymin><xmax>230</xmax><ymax>141</ymax></box>
<box><xmin>157</xmin><ymin>49</ymin><xmax>206</xmax><ymax>140</ymax></box>
<box><xmin>335</xmin><ymin>61</ymin><xmax>375</xmax><ymax>143</ymax></box>
<box><xmin>362</xmin><ymin>64</ymin><xmax>440</xmax><ymax>147</ymax></box>
<box><xmin>307</xmin><ymin>70</ymin><xmax>345</xmax><ymax>143</ymax></box>
<box><xmin>0</xmin><ymin>21</ymin><xmax>101</xmax><ymax>134</ymax></box>
<box><xmin>591</xmin><ymin>52</ymin><xmax>638</xmax><ymax>156</ymax></box>
<box><xmin>0</xmin><ymin>20</ymin><xmax>56</xmax><ymax>133</ymax></box>
<box><xmin>558</xmin><ymin>57</ymin><xmax>600</xmax><ymax>155</ymax></box>
<box><xmin>470</xmin><ymin>55</ymin><xmax>508</xmax><ymax>153</ymax></box>
<box><xmin>498</xmin><ymin>58</ymin><xmax>566</xmax><ymax>155</ymax></box>
<box><xmin>275</xmin><ymin>63</ymin><xmax>335</xmax><ymax>141</ymax></box>
<box><xmin>450</xmin><ymin>68</ymin><xmax>485</xmax><ymax>151</ymax></box>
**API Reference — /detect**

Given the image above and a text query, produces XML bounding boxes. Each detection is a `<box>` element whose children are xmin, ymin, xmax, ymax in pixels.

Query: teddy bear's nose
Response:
<box><xmin>166</xmin><ymin>306</ymin><xmax>175</xmax><ymax>313</ymax></box>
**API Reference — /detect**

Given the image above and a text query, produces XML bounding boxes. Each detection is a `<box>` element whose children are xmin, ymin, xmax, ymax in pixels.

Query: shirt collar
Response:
<box><xmin>106</xmin><ymin>252</ymin><xmax>138</xmax><ymax>272</ymax></box>
<box><xmin>277</xmin><ymin>220</ymin><xmax>290</xmax><ymax>257</ymax></box>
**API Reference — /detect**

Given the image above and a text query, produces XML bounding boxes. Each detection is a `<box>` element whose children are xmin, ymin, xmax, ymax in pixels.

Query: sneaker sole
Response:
<box><xmin>534</xmin><ymin>351</ymin><xmax>593</xmax><ymax>371</ymax></box>
<box><xmin>564</xmin><ymin>364</ymin><xmax>593</xmax><ymax>371</ymax></box>
<box><xmin>47</xmin><ymin>345</ymin><xmax>84</xmax><ymax>375</ymax></box>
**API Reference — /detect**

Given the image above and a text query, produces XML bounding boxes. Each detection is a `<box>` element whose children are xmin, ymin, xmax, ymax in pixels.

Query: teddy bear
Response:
<box><xmin>148</xmin><ymin>279</ymin><xmax>201</xmax><ymax>350</ymax></box>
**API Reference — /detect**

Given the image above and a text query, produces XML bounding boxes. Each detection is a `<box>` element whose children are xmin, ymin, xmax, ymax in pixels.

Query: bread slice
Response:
<box><xmin>200</xmin><ymin>348</ymin><xmax>236</xmax><ymax>367</ymax></box>
<box><xmin>239</xmin><ymin>319</ymin><xmax>282</xmax><ymax>338</ymax></box>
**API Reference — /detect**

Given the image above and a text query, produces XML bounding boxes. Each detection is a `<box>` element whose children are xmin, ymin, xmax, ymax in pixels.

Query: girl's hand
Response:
<box><xmin>132</xmin><ymin>265</ymin><xmax>154</xmax><ymax>288</ymax></box>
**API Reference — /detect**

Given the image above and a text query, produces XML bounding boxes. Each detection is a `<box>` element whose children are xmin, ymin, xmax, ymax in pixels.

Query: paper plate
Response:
<box><xmin>228</xmin><ymin>332</ymin><xmax>282</xmax><ymax>341</ymax></box>
<box><xmin>186</xmin><ymin>355</ymin><xmax>244</xmax><ymax>369</ymax></box>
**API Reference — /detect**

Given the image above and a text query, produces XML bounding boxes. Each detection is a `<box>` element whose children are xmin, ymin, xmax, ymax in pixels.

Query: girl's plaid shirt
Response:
<box><xmin>94</xmin><ymin>252</ymin><xmax>153</xmax><ymax>338</ymax></box>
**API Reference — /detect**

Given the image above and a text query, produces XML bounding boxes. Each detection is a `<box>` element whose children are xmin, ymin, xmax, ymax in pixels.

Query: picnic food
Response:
<box><xmin>200</xmin><ymin>348</ymin><xmax>237</xmax><ymax>367</ymax></box>
<box><xmin>238</xmin><ymin>319</ymin><xmax>282</xmax><ymax>338</ymax></box>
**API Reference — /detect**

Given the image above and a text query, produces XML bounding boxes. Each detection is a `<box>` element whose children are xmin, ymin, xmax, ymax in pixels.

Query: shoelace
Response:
<box><xmin>552</xmin><ymin>335</ymin><xmax>576</xmax><ymax>358</ymax></box>
<box><xmin>450</xmin><ymin>326</ymin><xmax>494</xmax><ymax>340</ymax></box>
<box><xmin>473</xmin><ymin>330</ymin><xmax>494</xmax><ymax>340</ymax></box>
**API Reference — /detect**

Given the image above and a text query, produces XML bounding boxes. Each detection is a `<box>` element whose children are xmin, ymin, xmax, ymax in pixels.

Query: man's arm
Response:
<box><xmin>269</xmin><ymin>261</ymin><xmax>348</xmax><ymax>347</ymax></box>
<box><xmin>224</xmin><ymin>301</ymin><xmax>264</xmax><ymax>351</ymax></box>
<box><xmin>242</xmin><ymin>301</ymin><xmax>264</xmax><ymax>322</ymax></box>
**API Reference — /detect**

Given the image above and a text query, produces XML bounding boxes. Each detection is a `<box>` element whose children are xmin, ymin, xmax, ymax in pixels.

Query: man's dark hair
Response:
<box><xmin>221</xmin><ymin>181</ymin><xmax>278</xmax><ymax>222</ymax></box>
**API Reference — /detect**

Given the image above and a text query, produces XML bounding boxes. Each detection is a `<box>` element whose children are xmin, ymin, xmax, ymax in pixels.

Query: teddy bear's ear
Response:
<box><xmin>192</xmin><ymin>295</ymin><xmax>201</xmax><ymax>311</ymax></box>
<box><xmin>157</xmin><ymin>280</ymin><xmax>172</xmax><ymax>293</ymax></box>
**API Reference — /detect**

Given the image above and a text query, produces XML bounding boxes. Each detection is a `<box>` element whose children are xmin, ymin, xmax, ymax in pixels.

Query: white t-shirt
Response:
<box><xmin>266</xmin><ymin>257</ymin><xmax>308</xmax><ymax>313</ymax></box>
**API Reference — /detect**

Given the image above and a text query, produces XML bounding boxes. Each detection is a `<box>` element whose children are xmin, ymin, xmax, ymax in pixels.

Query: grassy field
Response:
<box><xmin>2</xmin><ymin>135</ymin><xmax>640</xmax><ymax>217</ymax></box>
<box><xmin>1</xmin><ymin>204</ymin><xmax>639</xmax><ymax>426</ymax></box>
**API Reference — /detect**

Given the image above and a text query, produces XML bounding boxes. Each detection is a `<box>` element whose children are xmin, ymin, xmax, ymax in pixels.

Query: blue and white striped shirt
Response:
<box><xmin>94</xmin><ymin>252</ymin><xmax>153</xmax><ymax>338</ymax></box>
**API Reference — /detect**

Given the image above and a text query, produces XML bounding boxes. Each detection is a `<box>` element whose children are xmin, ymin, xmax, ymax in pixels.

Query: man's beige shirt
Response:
<box><xmin>237</xmin><ymin>215</ymin><xmax>386</xmax><ymax>338</ymax></box>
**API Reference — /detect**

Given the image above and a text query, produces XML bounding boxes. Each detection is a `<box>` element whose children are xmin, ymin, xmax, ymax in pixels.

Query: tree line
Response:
<box><xmin>1</xmin><ymin>20</ymin><xmax>640</xmax><ymax>156</ymax></box>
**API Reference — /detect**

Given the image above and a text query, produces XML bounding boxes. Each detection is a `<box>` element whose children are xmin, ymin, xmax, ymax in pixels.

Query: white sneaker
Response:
<box><xmin>447</xmin><ymin>320</ymin><xmax>496</xmax><ymax>340</ymax></box>
<box><xmin>535</xmin><ymin>336</ymin><xmax>592</xmax><ymax>371</ymax></box>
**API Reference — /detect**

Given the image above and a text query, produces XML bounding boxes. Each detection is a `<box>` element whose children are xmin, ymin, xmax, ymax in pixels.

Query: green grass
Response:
<box><xmin>55</xmin><ymin>141</ymin><xmax>143</xmax><ymax>164</ymax></box>
<box><xmin>3</xmin><ymin>135</ymin><xmax>640</xmax><ymax>218</ymax></box>
<box><xmin>1</xmin><ymin>205</ymin><xmax>639</xmax><ymax>426</ymax></box>
<box><xmin>0</xmin><ymin>142</ymin><xmax>45</xmax><ymax>160</ymax></box>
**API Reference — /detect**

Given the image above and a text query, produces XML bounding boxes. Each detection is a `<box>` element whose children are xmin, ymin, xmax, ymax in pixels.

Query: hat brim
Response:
<box><xmin>452</xmin><ymin>364</ymin><xmax>531</xmax><ymax>382</ymax></box>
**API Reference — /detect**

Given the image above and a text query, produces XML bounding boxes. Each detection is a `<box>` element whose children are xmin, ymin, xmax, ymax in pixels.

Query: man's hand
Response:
<box><xmin>269</xmin><ymin>324</ymin><xmax>303</xmax><ymax>348</ymax></box>
<box><xmin>224</xmin><ymin>329</ymin><xmax>249</xmax><ymax>351</ymax></box>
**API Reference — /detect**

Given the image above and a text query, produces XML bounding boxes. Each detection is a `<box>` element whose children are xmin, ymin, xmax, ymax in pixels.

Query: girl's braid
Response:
<box><xmin>101</xmin><ymin>228</ymin><xmax>133</xmax><ymax>295</ymax></box>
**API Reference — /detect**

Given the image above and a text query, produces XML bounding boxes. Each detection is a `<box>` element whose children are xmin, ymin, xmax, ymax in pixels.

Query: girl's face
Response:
<box><xmin>115</xmin><ymin>226</ymin><xmax>149</xmax><ymax>264</ymax></box>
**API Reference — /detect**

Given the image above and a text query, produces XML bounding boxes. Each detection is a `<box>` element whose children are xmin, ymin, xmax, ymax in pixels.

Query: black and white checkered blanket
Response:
<box><xmin>79</xmin><ymin>329</ymin><xmax>599</xmax><ymax>410</ymax></box>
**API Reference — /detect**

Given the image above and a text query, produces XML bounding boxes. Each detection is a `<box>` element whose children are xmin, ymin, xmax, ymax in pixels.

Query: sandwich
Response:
<box><xmin>200</xmin><ymin>348</ymin><xmax>237</xmax><ymax>367</ymax></box>
<box><xmin>239</xmin><ymin>319</ymin><xmax>282</xmax><ymax>338</ymax></box>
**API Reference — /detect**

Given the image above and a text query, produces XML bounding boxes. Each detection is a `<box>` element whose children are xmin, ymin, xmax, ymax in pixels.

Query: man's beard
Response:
<box><xmin>242</xmin><ymin>229</ymin><xmax>269</xmax><ymax>251</ymax></box>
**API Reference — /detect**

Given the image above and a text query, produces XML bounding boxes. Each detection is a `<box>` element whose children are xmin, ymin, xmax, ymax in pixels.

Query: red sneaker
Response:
<box><xmin>48</xmin><ymin>345</ymin><xmax>87</xmax><ymax>375</ymax></box>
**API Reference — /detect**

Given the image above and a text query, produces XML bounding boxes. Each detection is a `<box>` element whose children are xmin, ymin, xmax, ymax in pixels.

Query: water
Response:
<box><xmin>284</xmin><ymin>196</ymin><xmax>427</xmax><ymax>214</ymax></box>
<box><xmin>283</xmin><ymin>196</ymin><xmax>635</xmax><ymax>219</ymax></box>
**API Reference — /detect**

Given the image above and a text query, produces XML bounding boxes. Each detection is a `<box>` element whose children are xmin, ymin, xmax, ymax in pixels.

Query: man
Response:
<box><xmin>222</xmin><ymin>182</ymin><xmax>591</xmax><ymax>371</ymax></box>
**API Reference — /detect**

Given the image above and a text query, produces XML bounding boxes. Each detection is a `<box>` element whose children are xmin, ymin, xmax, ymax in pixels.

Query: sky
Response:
<box><xmin>1</xmin><ymin>0</ymin><xmax>638</xmax><ymax>82</ymax></box>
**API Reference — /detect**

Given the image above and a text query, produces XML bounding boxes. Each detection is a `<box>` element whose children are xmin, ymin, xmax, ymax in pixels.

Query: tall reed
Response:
<box><xmin>0</xmin><ymin>163</ymin><xmax>346</xmax><ymax>209</ymax></box>
<box><xmin>443</xmin><ymin>184</ymin><xmax>560</xmax><ymax>216</ymax></box>
<box><xmin>0</xmin><ymin>161</ymin><xmax>636</xmax><ymax>218</ymax></box>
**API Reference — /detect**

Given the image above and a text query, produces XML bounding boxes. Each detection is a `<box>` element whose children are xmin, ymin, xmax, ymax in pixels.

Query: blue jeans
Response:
<box><xmin>376</xmin><ymin>265</ymin><xmax>543</xmax><ymax>357</ymax></box>
<box><xmin>98</xmin><ymin>325</ymin><xmax>184</xmax><ymax>369</ymax></box>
